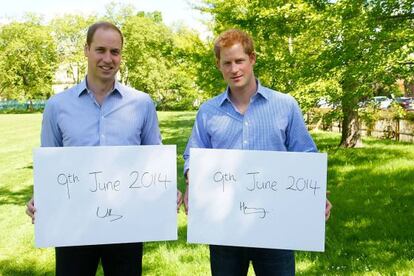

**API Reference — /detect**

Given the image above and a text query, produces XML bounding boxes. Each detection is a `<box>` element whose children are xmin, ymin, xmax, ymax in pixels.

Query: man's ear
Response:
<box><xmin>249</xmin><ymin>52</ymin><xmax>256</xmax><ymax>65</ymax></box>
<box><xmin>84</xmin><ymin>44</ymin><xmax>89</xmax><ymax>57</ymax></box>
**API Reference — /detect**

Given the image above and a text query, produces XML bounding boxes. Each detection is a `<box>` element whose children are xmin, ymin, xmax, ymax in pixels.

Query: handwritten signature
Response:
<box><xmin>96</xmin><ymin>207</ymin><xmax>123</xmax><ymax>222</ymax></box>
<box><xmin>239</xmin><ymin>201</ymin><xmax>269</xmax><ymax>219</ymax></box>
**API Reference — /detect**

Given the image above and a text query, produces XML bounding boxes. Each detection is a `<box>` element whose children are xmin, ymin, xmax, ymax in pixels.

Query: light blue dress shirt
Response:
<box><xmin>183</xmin><ymin>81</ymin><xmax>317</xmax><ymax>173</ymax></box>
<box><xmin>41</xmin><ymin>78</ymin><xmax>161</xmax><ymax>147</ymax></box>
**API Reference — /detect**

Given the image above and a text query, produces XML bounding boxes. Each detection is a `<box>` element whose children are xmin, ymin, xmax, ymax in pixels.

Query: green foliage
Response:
<box><xmin>312</xmin><ymin>0</ymin><xmax>413</xmax><ymax>146</ymax></box>
<box><xmin>359</xmin><ymin>103</ymin><xmax>381</xmax><ymax>136</ymax></box>
<box><xmin>199</xmin><ymin>0</ymin><xmax>326</xmax><ymax>95</ymax></box>
<box><xmin>1</xmin><ymin>1</ymin><xmax>413</xmax><ymax>114</ymax></box>
<box><xmin>388</xmin><ymin>102</ymin><xmax>407</xmax><ymax>120</ymax></box>
<box><xmin>198</xmin><ymin>0</ymin><xmax>414</xmax><ymax>146</ymax></box>
<box><xmin>172</xmin><ymin>29</ymin><xmax>224</xmax><ymax>100</ymax></box>
<box><xmin>307</xmin><ymin>108</ymin><xmax>342</xmax><ymax>131</ymax></box>
<box><xmin>102</xmin><ymin>1</ymin><xmax>136</xmax><ymax>27</ymax></box>
<box><xmin>50</xmin><ymin>15</ymin><xmax>97</xmax><ymax>85</ymax></box>
<box><xmin>405</xmin><ymin>110</ymin><xmax>414</xmax><ymax>122</ymax></box>
<box><xmin>0</xmin><ymin>100</ymin><xmax>45</xmax><ymax>114</ymax></box>
<box><xmin>0</xmin><ymin>3</ymin><xmax>212</xmax><ymax>111</ymax></box>
<box><xmin>0</xmin><ymin>20</ymin><xmax>57</xmax><ymax>100</ymax></box>
<box><xmin>122</xmin><ymin>14</ymin><xmax>206</xmax><ymax>110</ymax></box>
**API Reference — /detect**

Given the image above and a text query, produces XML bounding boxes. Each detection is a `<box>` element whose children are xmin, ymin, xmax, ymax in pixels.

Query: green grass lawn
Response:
<box><xmin>0</xmin><ymin>112</ymin><xmax>413</xmax><ymax>275</ymax></box>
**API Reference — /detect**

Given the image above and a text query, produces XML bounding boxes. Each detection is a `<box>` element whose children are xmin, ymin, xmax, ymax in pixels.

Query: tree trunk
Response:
<box><xmin>339</xmin><ymin>88</ymin><xmax>363</xmax><ymax>148</ymax></box>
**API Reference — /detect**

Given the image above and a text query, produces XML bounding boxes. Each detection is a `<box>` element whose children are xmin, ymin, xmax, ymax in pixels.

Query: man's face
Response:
<box><xmin>84</xmin><ymin>28</ymin><xmax>122</xmax><ymax>83</ymax></box>
<box><xmin>217</xmin><ymin>43</ymin><xmax>256</xmax><ymax>92</ymax></box>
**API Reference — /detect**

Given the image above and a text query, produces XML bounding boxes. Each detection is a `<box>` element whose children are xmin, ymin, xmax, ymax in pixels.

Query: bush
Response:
<box><xmin>359</xmin><ymin>103</ymin><xmax>381</xmax><ymax>136</ymax></box>
<box><xmin>0</xmin><ymin>100</ymin><xmax>45</xmax><ymax>113</ymax></box>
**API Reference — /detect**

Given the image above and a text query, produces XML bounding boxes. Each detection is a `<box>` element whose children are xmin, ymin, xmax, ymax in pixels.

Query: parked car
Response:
<box><xmin>316</xmin><ymin>97</ymin><xmax>332</xmax><ymax>108</ymax></box>
<box><xmin>406</xmin><ymin>97</ymin><xmax>414</xmax><ymax>111</ymax></box>
<box><xmin>373</xmin><ymin>96</ymin><xmax>393</xmax><ymax>110</ymax></box>
<box><xmin>394</xmin><ymin>97</ymin><xmax>413</xmax><ymax>110</ymax></box>
<box><xmin>316</xmin><ymin>97</ymin><xmax>340</xmax><ymax>109</ymax></box>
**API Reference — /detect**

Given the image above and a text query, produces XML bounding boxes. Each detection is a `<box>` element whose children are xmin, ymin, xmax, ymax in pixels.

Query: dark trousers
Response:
<box><xmin>55</xmin><ymin>243</ymin><xmax>143</xmax><ymax>276</ymax></box>
<box><xmin>210</xmin><ymin>245</ymin><xmax>295</xmax><ymax>276</ymax></box>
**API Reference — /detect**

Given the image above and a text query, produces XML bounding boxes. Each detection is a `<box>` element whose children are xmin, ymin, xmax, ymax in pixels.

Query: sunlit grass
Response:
<box><xmin>0</xmin><ymin>113</ymin><xmax>413</xmax><ymax>275</ymax></box>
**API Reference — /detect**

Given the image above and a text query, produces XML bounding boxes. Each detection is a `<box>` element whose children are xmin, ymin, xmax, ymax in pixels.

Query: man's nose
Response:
<box><xmin>102</xmin><ymin>51</ymin><xmax>112</xmax><ymax>62</ymax></box>
<box><xmin>230</xmin><ymin>63</ymin><xmax>238</xmax><ymax>73</ymax></box>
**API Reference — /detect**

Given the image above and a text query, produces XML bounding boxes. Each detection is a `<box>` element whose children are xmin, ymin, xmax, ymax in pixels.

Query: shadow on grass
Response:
<box><xmin>145</xmin><ymin>121</ymin><xmax>414</xmax><ymax>275</ymax></box>
<box><xmin>0</xmin><ymin>260</ymin><xmax>53</xmax><ymax>276</ymax></box>
<box><xmin>142</xmin><ymin>222</ymin><xmax>209</xmax><ymax>275</ymax></box>
<box><xmin>297</xmin><ymin>133</ymin><xmax>414</xmax><ymax>274</ymax></box>
<box><xmin>0</xmin><ymin>181</ymin><xmax>33</xmax><ymax>205</ymax></box>
<box><xmin>4</xmin><ymin>112</ymin><xmax>412</xmax><ymax>275</ymax></box>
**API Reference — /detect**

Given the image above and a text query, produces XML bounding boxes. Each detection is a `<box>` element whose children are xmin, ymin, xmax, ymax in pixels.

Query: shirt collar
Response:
<box><xmin>76</xmin><ymin>77</ymin><xmax>122</xmax><ymax>97</ymax></box>
<box><xmin>218</xmin><ymin>79</ymin><xmax>269</xmax><ymax>106</ymax></box>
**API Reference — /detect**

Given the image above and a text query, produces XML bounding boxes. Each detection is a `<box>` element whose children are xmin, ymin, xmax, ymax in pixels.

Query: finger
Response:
<box><xmin>326</xmin><ymin>199</ymin><xmax>332</xmax><ymax>210</ymax></box>
<box><xmin>26</xmin><ymin>208</ymin><xmax>35</xmax><ymax>224</ymax></box>
<box><xmin>325</xmin><ymin>200</ymin><xmax>332</xmax><ymax>221</ymax></box>
<box><xmin>326</xmin><ymin>206</ymin><xmax>331</xmax><ymax>220</ymax></box>
<box><xmin>25</xmin><ymin>208</ymin><xmax>33</xmax><ymax>218</ymax></box>
<box><xmin>27</xmin><ymin>198</ymin><xmax>35</xmax><ymax>211</ymax></box>
<box><xmin>26</xmin><ymin>203</ymin><xmax>34</xmax><ymax>216</ymax></box>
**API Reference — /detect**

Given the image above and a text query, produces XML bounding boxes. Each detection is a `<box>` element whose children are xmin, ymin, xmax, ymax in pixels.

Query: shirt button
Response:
<box><xmin>243</xmin><ymin>140</ymin><xmax>248</xmax><ymax>144</ymax></box>
<box><xmin>245</xmin><ymin>122</ymin><xmax>248</xmax><ymax>126</ymax></box>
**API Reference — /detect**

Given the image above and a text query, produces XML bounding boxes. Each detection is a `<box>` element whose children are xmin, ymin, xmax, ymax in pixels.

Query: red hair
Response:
<box><xmin>214</xmin><ymin>29</ymin><xmax>254</xmax><ymax>60</ymax></box>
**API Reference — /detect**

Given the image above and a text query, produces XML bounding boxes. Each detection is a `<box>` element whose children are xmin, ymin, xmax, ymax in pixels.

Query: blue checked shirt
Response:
<box><xmin>41</xmin><ymin>78</ymin><xmax>161</xmax><ymax>147</ymax></box>
<box><xmin>183</xmin><ymin>81</ymin><xmax>317</xmax><ymax>173</ymax></box>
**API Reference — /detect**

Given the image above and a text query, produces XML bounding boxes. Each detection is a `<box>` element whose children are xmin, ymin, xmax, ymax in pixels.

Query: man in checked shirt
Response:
<box><xmin>183</xmin><ymin>29</ymin><xmax>332</xmax><ymax>276</ymax></box>
<box><xmin>26</xmin><ymin>21</ymin><xmax>181</xmax><ymax>276</ymax></box>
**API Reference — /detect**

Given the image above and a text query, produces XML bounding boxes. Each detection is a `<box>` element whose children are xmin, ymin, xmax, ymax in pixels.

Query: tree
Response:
<box><xmin>50</xmin><ymin>14</ymin><xmax>96</xmax><ymax>85</ymax></box>
<box><xmin>172</xmin><ymin>26</ymin><xmax>222</xmax><ymax>104</ymax></box>
<box><xmin>311</xmin><ymin>0</ymin><xmax>414</xmax><ymax>147</ymax></box>
<box><xmin>102</xmin><ymin>1</ymin><xmax>136</xmax><ymax>27</ymax></box>
<box><xmin>198</xmin><ymin>0</ymin><xmax>325</xmax><ymax>93</ymax></box>
<box><xmin>198</xmin><ymin>0</ymin><xmax>414</xmax><ymax>147</ymax></box>
<box><xmin>122</xmin><ymin>13</ymin><xmax>203</xmax><ymax>110</ymax></box>
<box><xmin>0</xmin><ymin>19</ymin><xmax>57</xmax><ymax>100</ymax></box>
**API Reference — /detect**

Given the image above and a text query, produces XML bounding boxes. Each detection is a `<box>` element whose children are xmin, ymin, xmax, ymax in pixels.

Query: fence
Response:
<box><xmin>0</xmin><ymin>100</ymin><xmax>46</xmax><ymax>112</ymax></box>
<box><xmin>308</xmin><ymin>114</ymin><xmax>414</xmax><ymax>143</ymax></box>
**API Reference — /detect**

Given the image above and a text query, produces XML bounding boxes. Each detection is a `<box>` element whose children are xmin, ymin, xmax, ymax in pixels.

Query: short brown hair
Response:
<box><xmin>214</xmin><ymin>29</ymin><xmax>254</xmax><ymax>60</ymax></box>
<box><xmin>86</xmin><ymin>21</ymin><xmax>123</xmax><ymax>47</ymax></box>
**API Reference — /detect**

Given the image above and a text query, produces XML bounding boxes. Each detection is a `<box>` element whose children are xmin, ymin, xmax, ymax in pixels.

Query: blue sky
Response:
<box><xmin>0</xmin><ymin>0</ymin><xmax>210</xmax><ymax>35</ymax></box>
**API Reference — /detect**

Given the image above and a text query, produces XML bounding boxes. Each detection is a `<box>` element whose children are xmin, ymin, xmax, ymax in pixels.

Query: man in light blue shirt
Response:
<box><xmin>26</xmin><ymin>21</ymin><xmax>164</xmax><ymax>276</ymax></box>
<box><xmin>183</xmin><ymin>29</ymin><xmax>332</xmax><ymax>275</ymax></box>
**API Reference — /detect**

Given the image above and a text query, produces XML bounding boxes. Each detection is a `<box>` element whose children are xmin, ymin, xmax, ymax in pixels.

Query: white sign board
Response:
<box><xmin>33</xmin><ymin>145</ymin><xmax>177</xmax><ymax>248</ymax></box>
<box><xmin>187</xmin><ymin>148</ymin><xmax>327</xmax><ymax>252</ymax></box>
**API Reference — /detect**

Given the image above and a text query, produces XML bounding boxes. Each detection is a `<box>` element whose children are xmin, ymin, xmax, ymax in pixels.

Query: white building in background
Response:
<box><xmin>52</xmin><ymin>64</ymin><xmax>79</xmax><ymax>94</ymax></box>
